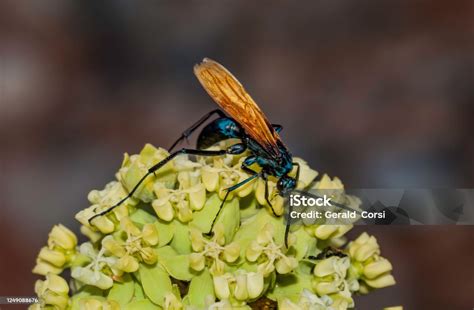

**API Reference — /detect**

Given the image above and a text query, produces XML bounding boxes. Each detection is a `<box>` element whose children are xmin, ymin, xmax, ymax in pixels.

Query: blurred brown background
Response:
<box><xmin>1</xmin><ymin>1</ymin><xmax>473</xmax><ymax>309</ymax></box>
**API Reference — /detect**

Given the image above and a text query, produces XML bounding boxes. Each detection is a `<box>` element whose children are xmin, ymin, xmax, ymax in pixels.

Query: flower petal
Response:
<box><xmin>152</xmin><ymin>199</ymin><xmax>174</xmax><ymax>222</ymax></box>
<box><xmin>246</xmin><ymin>272</ymin><xmax>264</xmax><ymax>299</ymax></box>
<box><xmin>189</xmin><ymin>253</ymin><xmax>205</xmax><ymax>271</ymax></box>
<box><xmin>223</xmin><ymin>242</ymin><xmax>240</xmax><ymax>263</ymax></box>
<box><xmin>212</xmin><ymin>275</ymin><xmax>230</xmax><ymax>300</ymax></box>
<box><xmin>142</xmin><ymin>223</ymin><xmax>159</xmax><ymax>246</ymax></box>
<box><xmin>48</xmin><ymin>224</ymin><xmax>77</xmax><ymax>250</ymax></box>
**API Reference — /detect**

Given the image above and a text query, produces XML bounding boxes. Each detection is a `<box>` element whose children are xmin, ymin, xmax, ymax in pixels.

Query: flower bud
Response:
<box><xmin>41</xmin><ymin>273</ymin><xmax>69</xmax><ymax>295</ymax></box>
<box><xmin>142</xmin><ymin>223</ymin><xmax>159</xmax><ymax>246</ymax></box>
<box><xmin>152</xmin><ymin>199</ymin><xmax>174</xmax><ymax>222</ymax></box>
<box><xmin>102</xmin><ymin>236</ymin><xmax>126</xmax><ymax>257</ymax></box>
<box><xmin>41</xmin><ymin>291</ymin><xmax>69</xmax><ymax>309</ymax></box>
<box><xmin>245</xmin><ymin>242</ymin><xmax>262</xmax><ymax>262</ymax></box>
<box><xmin>257</xmin><ymin>223</ymin><xmax>274</xmax><ymax>244</ymax></box>
<box><xmin>116</xmin><ymin>255</ymin><xmax>139</xmax><ymax>273</ymax></box>
<box><xmin>35</xmin><ymin>274</ymin><xmax>69</xmax><ymax>309</ymax></box>
<box><xmin>38</xmin><ymin>247</ymin><xmax>66</xmax><ymax>267</ymax></box>
<box><xmin>140</xmin><ymin>247</ymin><xmax>157</xmax><ymax>265</ymax></box>
<box><xmin>213</xmin><ymin>275</ymin><xmax>230</xmax><ymax>300</ymax></box>
<box><xmin>91</xmin><ymin>215</ymin><xmax>115</xmax><ymax>234</ymax></box>
<box><xmin>120</xmin><ymin>217</ymin><xmax>141</xmax><ymax>235</ymax></box>
<box><xmin>80</xmin><ymin>225</ymin><xmax>102</xmax><ymax>243</ymax></box>
<box><xmin>233</xmin><ymin>274</ymin><xmax>248</xmax><ymax>300</ymax></box>
<box><xmin>223</xmin><ymin>242</ymin><xmax>240</xmax><ymax>263</ymax></box>
<box><xmin>32</xmin><ymin>259</ymin><xmax>63</xmax><ymax>275</ymax></box>
<box><xmin>313</xmin><ymin>280</ymin><xmax>339</xmax><ymax>295</ymax></box>
<box><xmin>275</xmin><ymin>256</ymin><xmax>298</xmax><ymax>274</ymax></box>
<box><xmin>48</xmin><ymin>224</ymin><xmax>77</xmax><ymax>250</ymax></box>
<box><xmin>314</xmin><ymin>225</ymin><xmax>339</xmax><ymax>240</ymax></box>
<box><xmin>246</xmin><ymin>272</ymin><xmax>264</xmax><ymax>299</ymax></box>
<box><xmin>364</xmin><ymin>273</ymin><xmax>396</xmax><ymax>289</ymax></box>
<box><xmin>363</xmin><ymin>258</ymin><xmax>393</xmax><ymax>279</ymax></box>
<box><xmin>348</xmin><ymin>232</ymin><xmax>380</xmax><ymax>262</ymax></box>
<box><xmin>190</xmin><ymin>229</ymin><xmax>205</xmax><ymax>252</ymax></box>
<box><xmin>71</xmin><ymin>266</ymin><xmax>114</xmax><ymax>290</ymax></box>
<box><xmin>202</xmin><ymin>167</ymin><xmax>219</xmax><ymax>192</ymax></box>
<box><xmin>189</xmin><ymin>253</ymin><xmax>205</xmax><ymax>271</ymax></box>
<box><xmin>189</xmin><ymin>184</ymin><xmax>206</xmax><ymax>210</ymax></box>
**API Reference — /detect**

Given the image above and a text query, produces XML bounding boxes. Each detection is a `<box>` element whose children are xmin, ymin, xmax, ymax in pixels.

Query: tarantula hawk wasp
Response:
<box><xmin>89</xmin><ymin>58</ymin><xmax>301</xmax><ymax>246</ymax></box>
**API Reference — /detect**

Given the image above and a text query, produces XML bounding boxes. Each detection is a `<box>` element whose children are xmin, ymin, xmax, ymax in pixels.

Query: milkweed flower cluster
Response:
<box><xmin>31</xmin><ymin>143</ymin><xmax>398</xmax><ymax>309</ymax></box>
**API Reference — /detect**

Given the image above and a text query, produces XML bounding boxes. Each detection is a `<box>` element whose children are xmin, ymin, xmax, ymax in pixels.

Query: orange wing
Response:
<box><xmin>194</xmin><ymin>58</ymin><xmax>281</xmax><ymax>157</ymax></box>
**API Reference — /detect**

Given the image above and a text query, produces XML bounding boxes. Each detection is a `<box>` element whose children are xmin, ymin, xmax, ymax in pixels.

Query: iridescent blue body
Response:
<box><xmin>197</xmin><ymin>116</ymin><xmax>296</xmax><ymax>196</ymax></box>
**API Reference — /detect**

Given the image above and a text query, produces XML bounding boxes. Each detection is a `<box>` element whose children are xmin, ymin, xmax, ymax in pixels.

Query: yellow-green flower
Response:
<box><xmin>152</xmin><ymin>171</ymin><xmax>206</xmax><ymax>222</ymax></box>
<box><xmin>33</xmin><ymin>224</ymin><xmax>77</xmax><ymax>276</ymax></box>
<box><xmin>201</xmin><ymin>157</ymin><xmax>254</xmax><ymax>200</ymax></box>
<box><xmin>347</xmin><ymin>233</ymin><xmax>396</xmax><ymax>291</ymax></box>
<box><xmin>189</xmin><ymin>224</ymin><xmax>240</xmax><ymax>275</ymax></box>
<box><xmin>48</xmin><ymin>224</ymin><xmax>77</xmax><ymax>250</ymax></box>
<box><xmin>329</xmin><ymin>282</ymin><xmax>355</xmax><ymax>310</ymax></box>
<box><xmin>306</xmin><ymin>225</ymin><xmax>353</xmax><ymax>241</ymax></box>
<box><xmin>102</xmin><ymin>217</ymin><xmax>159</xmax><ymax>272</ymax></box>
<box><xmin>245</xmin><ymin>223</ymin><xmax>298</xmax><ymax>276</ymax></box>
<box><xmin>31</xmin><ymin>142</ymin><xmax>397</xmax><ymax>309</ymax></box>
<box><xmin>212</xmin><ymin>270</ymin><xmax>264</xmax><ymax>302</ymax></box>
<box><xmin>75</xmin><ymin>181</ymin><xmax>133</xmax><ymax>234</ymax></box>
<box><xmin>71</xmin><ymin>242</ymin><xmax>118</xmax><ymax>289</ymax></box>
<box><xmin>312</xmin><ymin>256</ymin><xmax>352</xmax><ymax>296</ymax></box>
<box><xmin>33</xmin><ymin>273</ymin><xmax>69</xmax><ymax>309</ymax></box>
<box><xmin>119</xmin><ymin>144</ymin><xmax>176</xmax><ymax>202</ymax></box>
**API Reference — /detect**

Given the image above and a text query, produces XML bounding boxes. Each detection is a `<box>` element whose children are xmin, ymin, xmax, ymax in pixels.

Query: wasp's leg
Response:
<box><xmin>284</xmin><ymin>196</ymin><xmax>295</xmax><ymax>248</ymax></box>
<box><xmin>263</xmin><ymin>177</ymin><xmax>279</xmax><ymax>217</ymax></box>
<box><xmin>208</xmin><ymin>172</ymin><xmax>260</xmax><ymax>234</ymax></box>
<box><xmin>242</xmin><ymin>156</ymin><xmax>279</xmax><ymax>217</ymax></box>
<box><xmin>88</xmin><ymin>147</ymin><xmax>229</xmax><ymax>224</ymax></box>
<box><xmin>293</xmin><ymin>162</ymin><xmax>300</xmax><ymax>182</ymax></box>
<box><xmin>272</xmin><ymin>124</ymin><xmax>283</xmax><ymax>133</ymax></box>
<box><xmin>169</xmin><ymin>109</ymin><xmax>226</xmax><ymax>151</ymax></box>
<box><xmin>283</xmin><ymin>162</ymin><xmax>301</xmax><ymax>248</ymax></box>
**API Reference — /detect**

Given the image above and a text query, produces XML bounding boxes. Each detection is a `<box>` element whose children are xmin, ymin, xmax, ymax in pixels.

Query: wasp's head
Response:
<box><xmin>277</xmin><ymin>175</ymin><xmax>297</xmax><ymax>197</ymax></box>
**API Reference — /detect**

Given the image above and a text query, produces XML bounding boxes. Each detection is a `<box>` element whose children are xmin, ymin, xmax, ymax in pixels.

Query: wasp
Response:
<box><xmin>89</xmin><ymin>58</ymin><xmax>300</xmax><ymax>245</ymax></box>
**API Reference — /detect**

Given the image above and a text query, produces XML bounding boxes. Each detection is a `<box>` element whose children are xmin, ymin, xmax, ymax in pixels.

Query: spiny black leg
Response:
<box><xmin>88</xmin><ymin>148</ymin><xmax>227</xmax><ymax>224</ymax></box>
<box><xmin>241</xmin><ymin>159</ymin><xmax>279</xmax><ymax>215</ymax></box>
<box><xmin>169</xmin><ymin>109</ymin><xmax>225</xmax><ymax>151</ymax></box>
<box><xmin>283</xmin><ymin>162</ymin><xmax>300</xmax><ymax>247</ymax></box>
<box><xmin>208</xmin><ymin>173</ymin><xmax>260</xmax><ymax>234</ymax></box>
<box><xmin>284</xmin><ymin>196</ymin><xmax>294</xmax><ymax>248</ymax></box>
<box><xmin>264</xmin><ymin>177</ymin><xmax>279</xmax><ymax>217</ymax></box>
<box><xmin>240</xmin><ymin>160</ymin><xmax>257</xmax><ymax>175</ymax></box>
<box><xmin>293</xmin><ymin>162</ymin><xmax>300</xmax><ymax>182</ymax></box>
